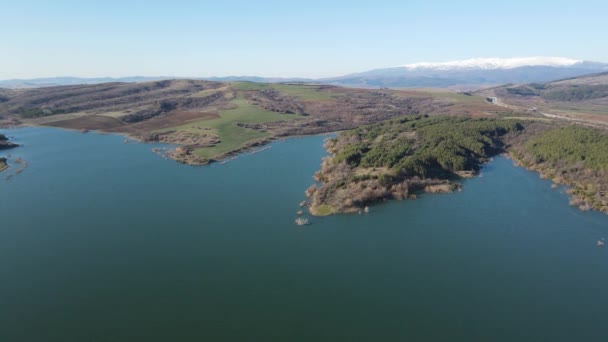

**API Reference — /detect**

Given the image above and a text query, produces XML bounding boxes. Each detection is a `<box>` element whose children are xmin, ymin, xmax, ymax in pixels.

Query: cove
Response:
<box><xmin>1</xmin><ymin>127</ymin><xmax>608</xmax><ymax>342</ymax></box>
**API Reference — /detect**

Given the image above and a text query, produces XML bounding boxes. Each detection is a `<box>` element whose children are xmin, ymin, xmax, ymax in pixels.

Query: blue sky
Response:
<box><xmin>1</xmin><ymin>0</ymin><xmax>607</xmax><ymax>79</ymax></box>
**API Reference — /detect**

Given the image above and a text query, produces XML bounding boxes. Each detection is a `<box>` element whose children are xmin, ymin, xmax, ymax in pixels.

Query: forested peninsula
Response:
<box><xmin>305</xmin><ymin>116</ymin><xmax>608</xmax><ymax>215</ymax></box>
<box><xmin>509</xmin><ymin>125</ymin><xmax>608</xmax><ymax>212</ymax></box>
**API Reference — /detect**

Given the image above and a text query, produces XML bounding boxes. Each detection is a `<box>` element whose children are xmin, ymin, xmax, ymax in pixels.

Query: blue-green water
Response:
<box><xmin>1</xmin><ymin>127</ymin><xmax>608</xmax><ymax>341</ymax></box>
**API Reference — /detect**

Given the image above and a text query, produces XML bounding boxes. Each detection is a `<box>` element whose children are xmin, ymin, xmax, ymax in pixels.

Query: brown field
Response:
<box><xmin>45</xmin><ymin>115</ymin><xmax>125</xmax><ymax>130</ymax></box>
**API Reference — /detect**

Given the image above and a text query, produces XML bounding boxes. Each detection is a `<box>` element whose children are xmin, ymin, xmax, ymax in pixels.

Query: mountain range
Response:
<box><xmin>2</xmin><ymin>57</ymin><xmax>607</xmax><ymax>89</ymax></box>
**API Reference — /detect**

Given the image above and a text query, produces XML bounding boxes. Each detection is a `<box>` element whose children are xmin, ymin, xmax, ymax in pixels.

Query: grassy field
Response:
<box><xmin>231</xmin><ymin>82</ymin><xmax>338</xmax><ymax>101</ymax></box>
<box><xmin>165</xmin><ymin>95</ymin><xmax>302</xmax><ymax>159</ymax></box>
<box><xmin>230</xmin><ymin>82</ymin><xmax>273</xmax><ymax>91</ymax></box>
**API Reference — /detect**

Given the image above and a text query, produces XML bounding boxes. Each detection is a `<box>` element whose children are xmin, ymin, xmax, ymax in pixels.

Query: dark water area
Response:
<box><xmin>1</xmin><ymin>127</ymin><xmax>608</xmax><ymax>341</ymax></box>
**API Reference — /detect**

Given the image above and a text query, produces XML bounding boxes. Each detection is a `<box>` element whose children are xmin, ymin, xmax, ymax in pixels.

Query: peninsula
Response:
<box><xmin>305</xmin><ymin>116</ymin><xmax>608</xmax><ymax>215</ymax></box>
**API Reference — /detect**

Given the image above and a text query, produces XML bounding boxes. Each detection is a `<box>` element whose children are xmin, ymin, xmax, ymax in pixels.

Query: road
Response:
<box><xmin>487</xmin><ymin>96</ymin><xmax>606</xmax><ymax>129</ymax></box>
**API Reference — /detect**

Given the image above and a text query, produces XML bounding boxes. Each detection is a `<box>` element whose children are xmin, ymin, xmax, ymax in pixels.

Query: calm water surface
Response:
<box><xmin>1</xmin><ymin>127</ymin><xmax>608</xmax><ymax>341</ymax></box>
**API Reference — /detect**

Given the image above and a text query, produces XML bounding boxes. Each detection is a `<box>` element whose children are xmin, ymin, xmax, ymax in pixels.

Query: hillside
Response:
<box><xmin>475</xmin><ymin>72</ymin><xmax>608</xmax><ymax>126</ymax></box>
<box><xmin>0</xmin><ymin>80</ymin><xmax>501</xmax><ymax>164</ymax></box>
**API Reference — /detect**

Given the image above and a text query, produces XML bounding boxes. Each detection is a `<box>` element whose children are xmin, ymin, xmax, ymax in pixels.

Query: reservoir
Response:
<box><xmin>1</xmin><ymin>127</ymin><xmax>608</xmax><ymax>341</ymax></box>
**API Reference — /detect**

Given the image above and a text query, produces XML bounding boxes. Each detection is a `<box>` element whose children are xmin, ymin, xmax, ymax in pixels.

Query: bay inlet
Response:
<box><xmin>1</xmin><ymin>127</ymin><xmax>608</xmax><ymax>341</ymax></box>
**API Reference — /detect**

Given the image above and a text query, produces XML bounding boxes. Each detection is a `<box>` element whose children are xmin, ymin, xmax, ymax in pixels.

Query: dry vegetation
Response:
<box><xmin>476</xmin><ymin>72</ymin><xmax>608</xmax><ymax>126</ymax></box>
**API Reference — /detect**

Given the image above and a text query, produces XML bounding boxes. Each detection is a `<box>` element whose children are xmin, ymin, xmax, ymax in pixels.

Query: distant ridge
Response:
<box><xmin>323</xmin><ymin>57</ymin><xmax>608</xmax><ymax>89</ymax></box>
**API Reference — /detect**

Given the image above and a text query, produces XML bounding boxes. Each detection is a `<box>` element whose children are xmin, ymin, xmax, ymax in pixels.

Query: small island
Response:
<box><xmin>0</xmin><ymin>134</ymin><xmax>18</xmax><ymax>173</ymax></box>
<box><xmin>305</xmin><ymin>116</ymin><xmax>608</xmax><ymax>215</ymax></box>
<box><xmin>0</xmin><ymin>134</ymin><xmax>18</xmax><ymax>150</ymax></box>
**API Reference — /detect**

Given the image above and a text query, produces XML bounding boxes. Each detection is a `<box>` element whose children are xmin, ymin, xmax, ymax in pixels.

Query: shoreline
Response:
<box><xmin>506</xmin><ymin>152</ymin><xmax>608</xmax><ymax>214</ymax></box>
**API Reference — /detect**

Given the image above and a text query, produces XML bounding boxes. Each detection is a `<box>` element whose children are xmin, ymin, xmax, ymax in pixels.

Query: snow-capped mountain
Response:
<box><xmin>325</xmin><ymin>57</ymin><xmax>608</xmax><ymax>89</ymax></box>
<box><xmin>402</xmin><ymin>57</ymin><xmax>583</xmax><ymax>70</ymax></box>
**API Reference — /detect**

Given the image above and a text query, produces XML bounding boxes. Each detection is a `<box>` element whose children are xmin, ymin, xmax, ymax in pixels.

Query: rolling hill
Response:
<box><xmin>475</xmin><ymin>72</ymin><xmax>608</xmax><ymax>125</ymax></box>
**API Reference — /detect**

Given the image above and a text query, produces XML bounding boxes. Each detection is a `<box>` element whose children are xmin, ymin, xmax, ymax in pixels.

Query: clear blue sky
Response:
<box><xmin>2</xmin><ymin>0</ymin><xmax>607</xmax><ymax>79</ymax></box>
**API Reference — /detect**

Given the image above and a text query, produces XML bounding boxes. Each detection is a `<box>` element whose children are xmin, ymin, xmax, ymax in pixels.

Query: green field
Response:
<box><xmin>166</xmin><ymin>96</ymin><xmax>302</xmax><ymax>159</ymax></box>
